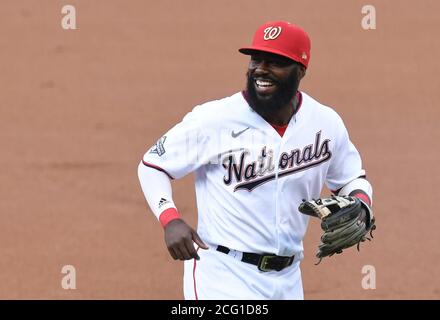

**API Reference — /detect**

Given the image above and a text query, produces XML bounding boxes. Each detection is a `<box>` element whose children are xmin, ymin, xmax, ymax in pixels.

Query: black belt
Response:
<box><xmin>216</xmin><ymin>245</ymin><xmax>294</xmax><ymax>272</ymax></box>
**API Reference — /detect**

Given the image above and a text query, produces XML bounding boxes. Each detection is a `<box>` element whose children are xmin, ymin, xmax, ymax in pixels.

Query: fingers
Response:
<box><xmin>164</xmin><ymin>220</ymin><xmax>208</xmax><ymax>261</ymax></box>
<box><xmin>192</xmin><ymin>231</ymin><xmax>209</xmax><ymax>250</ymax></box>
<box><xmin>176</xmin><ymin>241</ymin><xmax>192</xmax><ymax>260</ymax></box>
<box><xmin>168</xmin><ymin>246</ymin><xmax>178</xmax><ymax>260</ymax></box>
<box><xmin>184</xmin><ymin>239</ymin><xmax>200</xmax><ymax>261</ymax></box>
<box><xmin>168</xmin><ymin>237</ymin><xmax>199</xmax><ymax>261</ymax></box>
<box><xmin>171</xmin><ymin>233</ymin><xmax>208</xmax><ymax>261</ymax></box>
<box><xmin>168</xmin><ymin>244</ymin><xmax>189</xmax><ymax>260</ymax></box>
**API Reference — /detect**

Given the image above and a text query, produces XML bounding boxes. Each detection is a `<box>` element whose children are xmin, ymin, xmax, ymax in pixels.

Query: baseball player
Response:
<box><xmin>138</xmin><ymin>21</ymin><xmax>374</xmax><ymax>299</ymax></box>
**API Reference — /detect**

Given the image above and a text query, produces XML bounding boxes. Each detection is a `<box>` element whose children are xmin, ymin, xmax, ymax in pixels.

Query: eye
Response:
<box><xmin>269</xmin><ymin>60</ymin><xmax>283</xmax><ymax>67</ymax></box>
<box><xmin>270</xmin><ymin>59</ymin><xmax>291</xmax><ymax>67</ymax></box>
<box><xmin>250</xmin><ymin>57</ymin><xmax>262</xmax><ymax>64</ymax></box>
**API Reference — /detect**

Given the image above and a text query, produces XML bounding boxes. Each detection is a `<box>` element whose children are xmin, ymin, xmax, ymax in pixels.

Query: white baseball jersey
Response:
<box><xmin>142</xmin><ymin>91</ymin><xmax>364</xmax><ymax>258</ymax></box>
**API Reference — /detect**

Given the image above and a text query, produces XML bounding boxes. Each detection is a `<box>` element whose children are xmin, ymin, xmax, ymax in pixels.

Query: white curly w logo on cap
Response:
<box><xmin>263</xmin><ymin>26</ymin><xmax>282</xmax><ymax>40</ymax></box>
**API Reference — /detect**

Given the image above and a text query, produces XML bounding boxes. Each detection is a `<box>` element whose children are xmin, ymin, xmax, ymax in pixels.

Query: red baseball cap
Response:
<box><xmin>239</xmin><ymin>21</ymin><xmax>311</xmax><ymax>68</ymax></box>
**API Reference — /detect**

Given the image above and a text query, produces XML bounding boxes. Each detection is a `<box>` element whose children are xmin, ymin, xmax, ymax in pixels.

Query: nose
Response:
<box><xmin>253</xmin><ymin>60</ymin><xmax>270</xmax><ymax>75</ymax></box>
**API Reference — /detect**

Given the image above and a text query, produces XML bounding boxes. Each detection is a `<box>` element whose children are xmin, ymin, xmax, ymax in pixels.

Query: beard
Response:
<box><xmin>246</xmin><ymin>70</ymin><xmax>301</xmax><ymax>119</ymax></box>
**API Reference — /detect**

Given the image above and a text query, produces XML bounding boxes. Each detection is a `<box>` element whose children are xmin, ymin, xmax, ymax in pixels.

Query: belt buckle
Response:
<box><xmin>257</xmin><ymin>255</ymin><xmax>276</xmax><ymax>272</ymax></box>
<box><xmin>258</xmin><ymin>255</ymin><xmax>294</xmax><ymax>272</ymax></box>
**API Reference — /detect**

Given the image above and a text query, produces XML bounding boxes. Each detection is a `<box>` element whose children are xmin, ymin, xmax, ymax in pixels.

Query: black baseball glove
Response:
<box><xmin>298</xmin><ymin>195</ymin><xmax>376</xmax><ymax>264</ymax></box>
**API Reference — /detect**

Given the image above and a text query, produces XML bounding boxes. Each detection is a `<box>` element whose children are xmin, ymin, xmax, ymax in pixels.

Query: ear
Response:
<box><xmin>298</xmin><ymin>65</ymin><xmax>306</xmax><ymax>79</ymax></box>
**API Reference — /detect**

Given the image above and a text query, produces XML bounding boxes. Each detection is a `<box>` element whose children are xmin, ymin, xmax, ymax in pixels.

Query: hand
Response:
<box><xmin>298</xmin><ymin>195</ymin><xmax>376</xmax><ymax>264</ymax></box>
<box><xmin>164</xmin><ymin>219</ymin><xmax>209</xmax><ymax>261</ymax></box>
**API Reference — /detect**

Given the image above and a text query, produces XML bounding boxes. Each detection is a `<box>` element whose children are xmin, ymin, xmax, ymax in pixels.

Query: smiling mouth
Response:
<box><xmin>255</xmin><ymin>79</ymin><xmax>275</xmax><ymax>88</ymax></box>
<box><xmin>253</xmin><ymin>78</ymin><xmax>278</xmax><ymax>96</ymax></box>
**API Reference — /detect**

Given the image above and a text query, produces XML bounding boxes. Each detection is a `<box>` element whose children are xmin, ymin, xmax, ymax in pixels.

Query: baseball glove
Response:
<box><xmin>298</xmin><ymin>195</ymin><xmax>376</xmax><ymax>264</ymax></box>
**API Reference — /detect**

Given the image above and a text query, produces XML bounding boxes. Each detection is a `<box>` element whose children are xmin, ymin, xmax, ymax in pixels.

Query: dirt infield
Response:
<box><xmin>1</xmin><ymin>0</ymin><xmax>439</xmax><ymax>299</ymax></box>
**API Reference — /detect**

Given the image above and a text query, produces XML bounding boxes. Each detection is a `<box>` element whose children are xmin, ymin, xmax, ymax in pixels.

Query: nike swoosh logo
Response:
<box><xmin>231</xmin><ymin>127</ymin><xmax>250</xmax><ymax>138</ymax></box>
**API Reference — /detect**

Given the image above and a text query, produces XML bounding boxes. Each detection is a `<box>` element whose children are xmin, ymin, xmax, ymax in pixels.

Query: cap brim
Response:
<box><xmin>239</xmin><ymin>46</ymin><xmax>303</xmax><ymax>66</ymax></box>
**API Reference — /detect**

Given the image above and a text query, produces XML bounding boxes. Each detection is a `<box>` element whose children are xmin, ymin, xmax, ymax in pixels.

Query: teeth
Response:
<box><xmin>255</xmin><ymin>79</ymin><xmax>274</xmax><ymax>87</ymax></box>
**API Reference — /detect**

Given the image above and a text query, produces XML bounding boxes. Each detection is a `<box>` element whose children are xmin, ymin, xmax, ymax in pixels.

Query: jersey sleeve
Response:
<box><xmin>325</xmin><ymin>115</ymin><xmax>365</xmax><ymax>191</ymax></box>
<box><xmin>141</xmin><ymin>107</ymin><xmax>209</xmax><ymax>179</ymax></box>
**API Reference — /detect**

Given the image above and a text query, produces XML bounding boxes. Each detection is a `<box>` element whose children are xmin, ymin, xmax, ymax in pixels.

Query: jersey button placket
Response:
<box><xmin>274</xmin><ymin>141</ymin><xmax>283</xmax><ymax>253</ymax></box>
<box><xmin>276</xmin><ymin>132</ymin><xmax>295</xmax><ymax>253</ymax></box>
